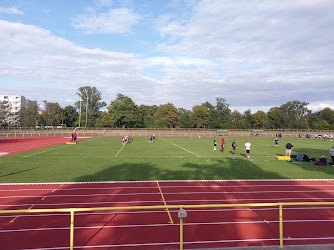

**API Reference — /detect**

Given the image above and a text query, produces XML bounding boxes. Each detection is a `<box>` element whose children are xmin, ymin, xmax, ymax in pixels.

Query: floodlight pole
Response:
<box><xmin>78</xmin><ymin>97</ymin><xmax>82</xmax><ymax>128</ymax></box>
<box><xmin>85</xmin><ymin>97</ymin><xmax>88</xmax><ymax>128</ymax></box>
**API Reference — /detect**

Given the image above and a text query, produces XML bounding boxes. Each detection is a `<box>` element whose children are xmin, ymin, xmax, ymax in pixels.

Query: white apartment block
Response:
<box><xmin>0</xmin><ymin>94</ymin><xmax>31</xmax><ymax>124</ymax></box>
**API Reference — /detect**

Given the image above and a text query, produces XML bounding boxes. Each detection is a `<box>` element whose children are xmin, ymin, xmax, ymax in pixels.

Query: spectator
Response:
<box><xmin>296</xmin><ymin>154</ymin><xmax>303</xmax><ymax>162</ymax></box>
<box><xmin>319</xmin><ymin>155</ymin><xmax>327</xmax><ymax>165</ymax></box>
<box><xmin>330</xmin><ymin>146</ymin><xmax>334</xmax><ymax>166</ymax></box>
<box><xmin>285</xmin><ymin>141</ymin><xmax>293</xmax><ymax>157</ymax></box>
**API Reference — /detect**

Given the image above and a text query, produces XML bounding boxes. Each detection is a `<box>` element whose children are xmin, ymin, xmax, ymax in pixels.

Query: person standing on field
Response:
<box><xmin>232</xmin><ymin>140</ymin><xmax>237</xmax><ymax>154</ymax></box>
<box><xmin>275</xmin><ymin>137</ymin><xmax>279</xmax><ymax>148</ymax></box>
<box><xmin>73</xmin><ymin>132</ymin><xmax>77</xmax><ymax>143</ymax></box>
<box><xmin>245</xmin><ymin>140</ymin><xmax>251</xmax><ymax>159</ymax></box>
<box><xmin>329</xmin><ymin>146</ymin><xmax>334</xmax><ymax>166</ymax></box>
<box><xmin>285</xmin><ymin>141</ymin><xmax>293</xmax><ymax>157</ymax></box>
<box><xmin>221</xmin><ymin>138</ymin><xmax>225</xmax><ymax>153</ymax></box>
<box><xmin>213</xmin><ymin>137</ymin><xmax>217</xmax><ymax>150</ymax></box>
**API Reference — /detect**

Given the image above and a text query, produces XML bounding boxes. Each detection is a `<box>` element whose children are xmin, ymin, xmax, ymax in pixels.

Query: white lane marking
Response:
<box><xmin>2</xmin><ymin>219</ymin><xmax>334</xmax><ymax>234</ymax></box>
<box><xmin>2</xmin><ymin>183</ymin><xmax>334</xmax><ymax>192</ymax></box>
<box><xmin>3</xmin><ymin>189</ymin><xmax>334</xmax><ymax>199</ymax></box>
<box><xmin>2</xmin><ymin>196</ymin><xmax>334</xmax><ymax>208</ymax></box>
<box><xmin>160</xmin><ymin>137</ymin><xmax>201</xmax><ymax>157</ymax></box>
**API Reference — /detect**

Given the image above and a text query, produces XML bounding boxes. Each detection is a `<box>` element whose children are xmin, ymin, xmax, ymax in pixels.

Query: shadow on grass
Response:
<box><xmin>75</xmin><ymin>157</ymin><xmax>285</xmax><ymax>182</ymax></box>
<box><xmin>0</xmin><ymin>167</ymin><xmax>39</xmax><ymax>178</ymax></box>
<box><xmin>286</xmin><ymin>147</ymin><xmax>334</xmax><ymax>177</ymax></box>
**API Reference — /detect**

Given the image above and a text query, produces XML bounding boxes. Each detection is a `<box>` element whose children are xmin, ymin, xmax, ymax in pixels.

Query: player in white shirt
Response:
<box><xmin>245</xmin><ymin>140</ymin><xmax>251</xmax><ymax>159</ymax></box>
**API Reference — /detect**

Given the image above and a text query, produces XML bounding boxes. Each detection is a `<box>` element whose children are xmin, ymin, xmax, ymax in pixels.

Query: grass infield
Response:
<box><xmin>0</xmin><ymin>136</ymin><xmax>333</xmax><ymax>183</ymax></box>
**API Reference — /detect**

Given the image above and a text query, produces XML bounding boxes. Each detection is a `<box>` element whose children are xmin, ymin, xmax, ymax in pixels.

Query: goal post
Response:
<box><xmin>216</xmin><ymin>130</ymin><xmax>229</xmax><ymax>136</ymax></box>
<box><xmin>251</xmin><ymin>130</ymin><xmax>264</xmax><ymax>136</ymax></box>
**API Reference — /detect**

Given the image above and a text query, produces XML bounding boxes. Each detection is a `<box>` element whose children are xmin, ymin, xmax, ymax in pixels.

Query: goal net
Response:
<box><xmin>216</xmin><ymin>130</ymin><xmax>229</xmax><ymax>136</ymax></box>
<box><xmin>251</xmin><ymin>130</ymin><xmax>264</xmax><ymax>136</ymax></box>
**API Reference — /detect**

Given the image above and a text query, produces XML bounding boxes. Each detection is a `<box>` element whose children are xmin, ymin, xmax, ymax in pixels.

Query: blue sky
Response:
<box><xmin>0</xmin><ymin>0</ymin><xmax>334</xmax><ymax>113</ymax></box>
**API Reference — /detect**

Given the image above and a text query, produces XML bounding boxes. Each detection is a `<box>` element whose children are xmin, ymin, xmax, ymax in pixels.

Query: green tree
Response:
<box><xmin>76</xmin><ymin>86</ymin><xmax>107</xmax><ymax>127</ymax></box>
<box><xmin>208</xmin><ymin>108</ymin><xmax>222</xmax><ymax>129</ymax></box>
<box><xmin>230</xmin><ymin>110</ymin><xmax>247</xmax><ymax>129</ymax></box>
<box><xmin>191</xmin><ymin>105</ymin><xmax>209</xmax><ymax>128</ymax></box>
<box><xmin>202</xmin><ymin>101</ymin><xmax>222</xmax><ymax>129</ymax></box>
<box><xmin>62</xmin><ymin>105</ymin><xmax>78</xmax><ymax>127</ymax></box>
<box><xmin>266</xmin><ymin>107</ymin><xmax>281</xmax><ymax>129</ymax></box>
<box><xmin>107</xmin><ymin>93</ymin><xmax>140</xmax><ymax>128</ymax></box>
<box><xmin>279</xmin><ymin>101</ymin><xmax>310</xmax><ymax>129</ymax></box>
<box><xmin>40</xmin><ymin>101</ymin><xmax>62</xmax><ymax>126</ymax></box>
<box><xmin>138</xmin><ymin>104</ymin><xmax>158</xmax><ymax>128</ymax></box>
<box><xmin>20</xmin><ymin>101</ymin><xmax>38</xmax><ymax>127</ymax></box>
<box><xmin>178</xmin><ymin>108</ymin><xmax>193</xmax><ymax>128</ymax></box>
<box><xmin>253</xmin><ymin>111</ymin><xmax>267</xmax><ymax>129</ymax></box>
<box><xmin>243</xmin><ymin>109</ymin><xmax>255</xmax><ymax>129</ymax></box>
<box><xmin>319</xmin><ymin>107</ymin><xmax>334</xmax><ymax>125</ymax></box>
<box><xmin>216</xmin><ymin>97</ymin><xmax>231</xmax><ymax>123</ymax></box>
<box><xmin>153</xmin><ymin>103</ymin><xmax>179</xmax><ymax>128</ymax></box>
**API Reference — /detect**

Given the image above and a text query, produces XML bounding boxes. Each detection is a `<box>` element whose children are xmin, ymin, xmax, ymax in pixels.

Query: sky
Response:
<box><xmin>0</xmin><ymin>0</ymin><xmax>334</xmax><ymax>113</ymax></box>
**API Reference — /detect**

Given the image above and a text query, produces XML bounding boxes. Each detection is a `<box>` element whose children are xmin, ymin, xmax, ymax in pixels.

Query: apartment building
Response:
<box><xmin>0</xmin><ymin>94</ymin><xmax>31</xmax><ymax>124</ymax></box>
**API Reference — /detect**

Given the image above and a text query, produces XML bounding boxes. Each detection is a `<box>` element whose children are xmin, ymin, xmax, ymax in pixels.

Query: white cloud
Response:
<box><xmin>308</xmin><ymin>104</ymin><xmax>334</xmax><ymax>112</ymax></box>
<box><xmin>72</xmin><ymin>8</ymin><xmax>141</xmax><ymax>34</ymax></box>
<box><xmin>0</xmin><ymin>7</ymin><xmax>24</xmax><ymax>15</ymax></box>
<box><xmin>0</xmin><ymin>20</ymin><xmax>157</xmax><ymax>107</ymax></box>
<box><xmin>1</xmin><ymin>1</ymin><xmax>334</xmax><ymax>111</ymax></box>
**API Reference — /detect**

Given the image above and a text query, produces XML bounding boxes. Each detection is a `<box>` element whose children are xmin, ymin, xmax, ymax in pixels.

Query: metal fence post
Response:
<box><xmin>279</xmin><ymin>203</ymin><xmax>283</xmax><ymax>248</ymax></box>
<box><xmin>178</xmin><ymin>208</ymin><xmax>187</xmax><ymax>250</ymax></box>
<box><xmin>70</xmin><ymin>209</ymin><xmax>75</xmax><ymax>250</ymax></box>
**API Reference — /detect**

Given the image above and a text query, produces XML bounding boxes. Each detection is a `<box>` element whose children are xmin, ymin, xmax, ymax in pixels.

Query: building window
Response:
<box><xmin>4</xmin><ymin>96</ymin><xmax>8</xmax><ymax>99</ymax></box>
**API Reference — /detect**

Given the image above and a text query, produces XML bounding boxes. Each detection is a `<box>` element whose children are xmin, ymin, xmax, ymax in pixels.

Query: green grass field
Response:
<box><xmin>0</xmin><ymin>136</ymin><xmax>334</xmax><ymax>183</ymax></box>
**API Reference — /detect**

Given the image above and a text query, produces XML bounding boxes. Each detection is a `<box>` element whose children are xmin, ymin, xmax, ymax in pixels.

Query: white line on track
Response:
<box><xmin>160</xmin><ymin>137</ymin><xmax>201</xmax><ymax>157</ymax></box>
<box><xmin>23</xmin><ymin>145</ymin><xmax>69</xmax><ymax>158</ymax></box>
<box><xmin>1</xmin><ymin>179</ymin><xmax>333</xmax><ymax>185</ymax></box>
<box><xmin>2</xmin><ymin>219</ymin><xmax>334</xmax><ymax>234</ymax></box>
<box><xmin>2</xmin><ymin>189</ymin><xmax>334</xmax><ymax>199</ymax></box>
<box><xmin>3</xmin><ymin>196</ymin><xmax>334</xmax><ymax>208</ymax></box>
<box><xmin>114</xmin><ymin>144</ymin><xmax>125</xmax><ymax>157</ymax></box>
<box><xmin>2</xmin><ymin>183</ymin><xmax>334</xmax><ymax>192</ymax></box>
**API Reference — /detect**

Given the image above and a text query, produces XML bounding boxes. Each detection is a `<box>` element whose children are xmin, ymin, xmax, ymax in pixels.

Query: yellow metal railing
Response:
<box><xmin>1</xmin><ymin>202</ymin><xmax>334</xmax><ymax>249</ymax></box>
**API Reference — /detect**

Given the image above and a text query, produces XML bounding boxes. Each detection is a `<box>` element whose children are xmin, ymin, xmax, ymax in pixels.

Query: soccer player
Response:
<box><xmin>221</xmin><ymin>138</ymin><xmax>225</xmax><ymax>153</ymax></box>
<box><xmin>275</xmin><ymin>137</ymin><xmax>279</xmax><ymax>148</ymax></box>
<box><xmin>231</xmin><ymin>140</ymin><xmax>237</xmax><ymax>154</ymax></box>
<box><xmin>213</xmin><ymin>137</ymin><xmax>217</xmax><ymax>150</ymax></box>
<box><xmin>245</xmin><ymin>140</ymin><xmax>251</xmax><ymax>159</ymax></box>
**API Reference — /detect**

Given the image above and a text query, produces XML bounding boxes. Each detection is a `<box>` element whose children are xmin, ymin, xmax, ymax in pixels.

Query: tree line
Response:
<box><xmin>1</xmin><ymin>86</ymin><xmax>333</xmax><ymax>130</ymax></box>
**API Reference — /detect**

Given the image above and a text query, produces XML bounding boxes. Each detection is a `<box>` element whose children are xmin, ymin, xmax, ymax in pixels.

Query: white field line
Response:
<box><xmin>23</xmin><ymin>145</ymin><xmax>69</xmax><ymax>158</ymax></box>
<box><xmin>2</xmin><ymin>189</ymin><xmax>334</xmax><ymax>199</ymax></box>
<box><xmin>115</xmin><ymin>144</ymin><xmax>126</xmax><ymax>157</ymax></box>
<box><xmin>160</xmin><ymin>137</ymin><xmax>201</xmax><ymax>157</ymax></box>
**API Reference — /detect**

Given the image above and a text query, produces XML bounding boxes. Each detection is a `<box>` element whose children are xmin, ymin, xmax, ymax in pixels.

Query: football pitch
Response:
<box><xmin>0</xmin><ymin>136</ymin><xmax>333</xmax><ymax>183</ymax></box>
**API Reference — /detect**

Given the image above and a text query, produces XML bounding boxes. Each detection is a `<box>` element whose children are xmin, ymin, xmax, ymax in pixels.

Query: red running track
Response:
<box><xmin>0</xmin><ymin>136</ymin><xmax>87</xmax><ymax>157</ymax></box>
<box><xmin>1</xmin><ymin>180</ymin><xmax>334</xmax><ymax>249</ymax></box>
